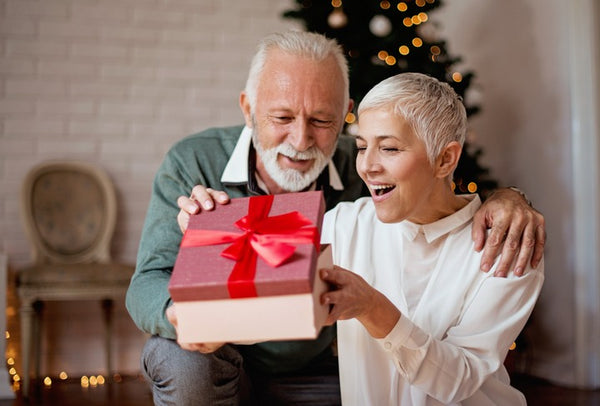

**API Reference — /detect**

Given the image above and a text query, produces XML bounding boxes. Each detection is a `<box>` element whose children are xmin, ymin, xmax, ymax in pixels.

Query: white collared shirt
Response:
<box><xmin>322</xmin><ymin>195</ymin><xmax>544</xmax><ymax>405</ymax></box>
<box><xmin>220</xmin><ymin>126</ymin><xmax>345</xmax><ymax>193</ymax></box>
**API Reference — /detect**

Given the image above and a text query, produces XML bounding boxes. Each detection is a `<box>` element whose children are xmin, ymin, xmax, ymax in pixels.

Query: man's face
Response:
<box><xmin>240</xmin><ymin>50</ymin><xmax>349</xmax><ymax>192</ymax></box>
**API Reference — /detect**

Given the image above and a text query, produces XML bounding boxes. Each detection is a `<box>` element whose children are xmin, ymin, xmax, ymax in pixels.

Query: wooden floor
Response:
<box><xmin>0</xmin><ymin>372</ymin><xmax>598</xmax><ymax>406</ymax></box>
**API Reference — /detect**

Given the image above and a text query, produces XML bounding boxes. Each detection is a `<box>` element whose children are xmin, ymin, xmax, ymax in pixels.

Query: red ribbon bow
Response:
<box><xmin>180</xmin><ymin>194</ymin><xmax>320</xmax><ymax>298</ymax></box>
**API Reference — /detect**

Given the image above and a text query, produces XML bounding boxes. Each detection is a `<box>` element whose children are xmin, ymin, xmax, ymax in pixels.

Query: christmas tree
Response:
<box><xmin>283</xmin><ymin>0</ymin><xmax>498</xmax><ymax>197</ymax></box>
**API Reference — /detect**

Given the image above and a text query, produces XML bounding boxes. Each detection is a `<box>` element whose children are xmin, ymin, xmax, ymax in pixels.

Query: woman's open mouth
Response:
<box><xmin>371</xmin><ymin>184</ymin><xmax>396</xmax><ymax>196</ymax></box>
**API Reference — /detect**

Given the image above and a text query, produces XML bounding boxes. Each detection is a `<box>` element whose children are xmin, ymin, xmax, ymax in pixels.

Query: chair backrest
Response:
<box><xmin>20</xmin><ymin>161</ymin><xmax>117</xmax><ymax>265</ymax></box>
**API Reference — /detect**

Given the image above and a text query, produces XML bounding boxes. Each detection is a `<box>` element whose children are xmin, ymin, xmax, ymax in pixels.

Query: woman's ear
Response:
<box><xmin>435</xmin><ymin>141</ymin><xmax>462</xmax><ymax>179</ymax></box>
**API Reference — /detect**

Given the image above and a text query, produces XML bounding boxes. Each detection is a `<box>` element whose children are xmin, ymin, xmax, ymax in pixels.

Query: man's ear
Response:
<box><xmin>347</xmin><ymin>99</ymin><xmax>355</xmax><ymax>116</ymax></box>
<box><xmin>239</xmin><ymin>92</ymin><xmax>253</xmax><ymax>128</ymax></box>
<box><xmin>435</xmin><ymin>141</ymin><xmax>462</xmax><ymax>179</ymax></box>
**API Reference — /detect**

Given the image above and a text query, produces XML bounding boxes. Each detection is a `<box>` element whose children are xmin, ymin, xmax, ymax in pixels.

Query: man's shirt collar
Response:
<box><xmin>220</xmin><ymin>126</ymin><xmax>344</xmax><ymax>191</ymax></box>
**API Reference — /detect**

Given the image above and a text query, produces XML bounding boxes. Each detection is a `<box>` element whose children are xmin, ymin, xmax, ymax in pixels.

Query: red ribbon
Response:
<box><xmin>180</xmin><ymin>194</ymin><xmax>320</xmax><ymax>298</ymax></box>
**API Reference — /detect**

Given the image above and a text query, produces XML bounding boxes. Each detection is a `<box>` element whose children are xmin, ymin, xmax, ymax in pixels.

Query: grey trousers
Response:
<box><xmin>141</xmin><ymin>336</ymin><xmax>341</xmax><ymax>406</ymax></box>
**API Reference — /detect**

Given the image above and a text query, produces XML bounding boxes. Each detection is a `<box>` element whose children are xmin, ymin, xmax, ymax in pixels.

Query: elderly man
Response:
<box><xmin>126</xmin><ymin>31</ymin><xmax>545</xmax><ymax>405</ymax></box>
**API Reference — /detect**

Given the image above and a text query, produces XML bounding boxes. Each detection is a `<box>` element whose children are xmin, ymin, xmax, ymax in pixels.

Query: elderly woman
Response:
<box><xmin>321</xmin><ymin>72</ymin><xmax>544</xmax><ymax>405</ymax></box>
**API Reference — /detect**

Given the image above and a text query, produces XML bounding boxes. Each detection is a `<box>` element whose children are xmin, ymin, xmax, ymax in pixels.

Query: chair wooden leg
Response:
<box><xmin>33</xmin><ymin>301</ymin><xmax>44</xmax><ymax>382</ymax></box>
<box><xmin>19</xmin><ymin>301</ymin><xmax>35</xmax><ymax>397</ymax></box>
<box><xmin>101</xmin><ymin>299</ymin><xmax>114</xmax><ymax>377</ymax></box>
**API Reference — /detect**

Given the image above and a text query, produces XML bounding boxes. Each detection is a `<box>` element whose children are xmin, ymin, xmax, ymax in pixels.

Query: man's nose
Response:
<box><xmin>287</xmin><ymin>120</ymin><xmax>314</xmax><ymax>152</ymax></box>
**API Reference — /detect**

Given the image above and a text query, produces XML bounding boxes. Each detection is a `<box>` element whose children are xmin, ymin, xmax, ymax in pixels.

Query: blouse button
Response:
<box><xmin>384</xmin><ymin>342</ymin><xmax>392</xmax><ymax>350</ymax></box>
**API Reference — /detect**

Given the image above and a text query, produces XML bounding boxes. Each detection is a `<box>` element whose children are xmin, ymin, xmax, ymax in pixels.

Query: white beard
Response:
<box><xmin>252</xmin><ymin>131</ymin><xmax>333</xmax><ymax>192</ymax></box>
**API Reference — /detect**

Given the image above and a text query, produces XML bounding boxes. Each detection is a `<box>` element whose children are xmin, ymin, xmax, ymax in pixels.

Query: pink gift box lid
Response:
<box><xmin>169</xmin><ymin>191</ymin><xmax>326</xmax><ymax>301</ymax></box>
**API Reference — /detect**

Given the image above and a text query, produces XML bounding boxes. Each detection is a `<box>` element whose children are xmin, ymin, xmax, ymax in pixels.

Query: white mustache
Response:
<box><xmin>275</xmin><ymin>143</ymin><xmax>320</xmax><ymax>161</ymax></box>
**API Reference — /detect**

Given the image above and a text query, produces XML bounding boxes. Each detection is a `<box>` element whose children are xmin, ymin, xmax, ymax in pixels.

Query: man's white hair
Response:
<box><xmin>244</xmin><ymin>31</ymin><xmax>350</xmax><ymax>118</ymax></box>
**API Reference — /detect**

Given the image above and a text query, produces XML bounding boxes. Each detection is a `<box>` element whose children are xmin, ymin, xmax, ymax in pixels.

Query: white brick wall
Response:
<box><xmin>1</xmin><ymin>0</ymin><xmax>299</xmax><ymax>376</ymax></box>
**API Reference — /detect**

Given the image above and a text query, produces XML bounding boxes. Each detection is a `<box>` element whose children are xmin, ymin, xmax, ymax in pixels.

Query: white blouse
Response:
<box><xmin>322</xmin><ymin>195</ymin><xmax>544</xmax><ymax>405</ymax></box>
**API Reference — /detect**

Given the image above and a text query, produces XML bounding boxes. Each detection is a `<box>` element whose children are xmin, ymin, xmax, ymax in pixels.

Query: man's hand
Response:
<box><xmin>166</xmin><ymin>305</ymin><xmax>225</xmax><ymax>353</ymax></box>
<box><xmin>176</xmin><ymin>185</ymin><xmax>230</xmax><ymax>233</ymax></box>
<box><xmin>472</xmin><ymin>188</ymin><xmax>545</xmax><ymax>277</ymax></box>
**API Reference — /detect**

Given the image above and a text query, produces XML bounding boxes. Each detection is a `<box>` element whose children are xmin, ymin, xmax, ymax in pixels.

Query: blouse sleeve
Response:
<box><xmin>376</xmin><ymin>263</ymin><xmax>544</xmax><ymax>404</ymax></box>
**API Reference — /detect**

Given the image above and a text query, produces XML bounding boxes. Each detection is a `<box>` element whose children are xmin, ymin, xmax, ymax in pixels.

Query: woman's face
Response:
<box><xmin>356</xmin><ymin>107</ymin><xmax>439</xmax><ymax>224</ymax></box>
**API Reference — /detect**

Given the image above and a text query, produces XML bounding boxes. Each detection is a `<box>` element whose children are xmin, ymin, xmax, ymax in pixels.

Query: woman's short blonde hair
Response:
<box><xmin>358</xmin><ymin>72</ymin><xmax>467</xmax><ymax>166</ymax></box>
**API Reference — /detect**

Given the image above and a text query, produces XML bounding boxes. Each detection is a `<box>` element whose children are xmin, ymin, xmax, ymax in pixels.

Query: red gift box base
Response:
<box><xmin>174</xmin><ymin>245</ymin><xmax>332</xmax><ymax>344</ymax></box>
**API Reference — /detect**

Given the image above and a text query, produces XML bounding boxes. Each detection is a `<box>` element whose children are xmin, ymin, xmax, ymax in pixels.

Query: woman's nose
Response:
<box><xmin>357</xmin><ymin>148</ymin><xmax>382</xmax><ymax>174</ymax></box>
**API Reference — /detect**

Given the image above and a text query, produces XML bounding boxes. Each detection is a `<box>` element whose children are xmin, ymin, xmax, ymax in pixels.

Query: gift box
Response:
<box><xmin>169</xmin><ymin>191</ymin><xmax>331</xmax><ymax>344</ymax></box>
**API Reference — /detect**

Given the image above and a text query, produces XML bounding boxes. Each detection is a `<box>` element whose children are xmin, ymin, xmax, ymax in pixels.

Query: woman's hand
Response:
<box><xmin>320</xmin><ymin>266</ymin><xmax>401</xmax><ymax>339</ymax></box>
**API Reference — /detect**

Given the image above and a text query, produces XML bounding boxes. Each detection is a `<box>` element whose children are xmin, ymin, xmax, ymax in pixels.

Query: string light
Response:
<box><xmin>412</xmin><ymin>37</ymin><xmax>423</xmax><ymax>47</ymax></box>
<box><xmin>509</xmin><ymin>342</ymin><xmax>517</xmax><ymax>350</ymax></box>
<box><xmin>418</xmin><ymin>12</ymin><xmax>428</xmax><ymax>22</ymax></box>
<box><xmin>397</xmin><ymin>2</ymin><xmax>408</xmax><ymax>12</ymax></box>
<box><xmin>345</xmin><ymin>112</ymin><xmax>356</xmax><ymax>124</ymax></box>
<box><xmin>378</xmin><ymin>50</ymin><xmax>389</xmax><ymax>60</ymax></box>
<box><xmin>385</xmin><ymin>55</ymin><xmax>397</xmax><ymax>65</ymax></box>
<box><xmin>430</xmin><ymin>46</ymin><xmax>441</xmax><ymax>55</ymax></box>
<box><xmin>399</xmin><ymin>45</ymin><xmax>410</xmax><ymax>55</ymax></box>
<box><xmin>416</xmin><ymin>0</ymin><xmax>426</xmax><ymax>6</ymax></box>
<box><xmin>4</xmin><ymin>326</ymin><xmax>110</xmax><ymax>393</ymax></box>
<box><xmin>452</xmin><ymin>72</ymin><xmax>463</xmax><ymax>83</ymax></box>
<box><xmin>467</xmin><ymin>182</ymin><xmax>478</xmax><ymax>193</ymax></box>
<box><xmin>331</xmin><ymin>0</ymin><xmax>342</xmax><ymax>7</ymax></box>
<box><xmin>380</xmin><ymin>0</ymin><xmax>390</xmax><ymax>9</ymax></box>
<box><xmin>403</xmin><ymin>17</ymin><xmax>413</xmax><ymax>27</ymax></box>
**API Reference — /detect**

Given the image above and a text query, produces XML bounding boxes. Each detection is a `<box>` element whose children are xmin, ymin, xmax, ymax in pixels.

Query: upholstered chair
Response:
<box><xmin>17</xmin><ymin>161</ymin><xmax>134</xmax><ymax>396</ymax></box>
